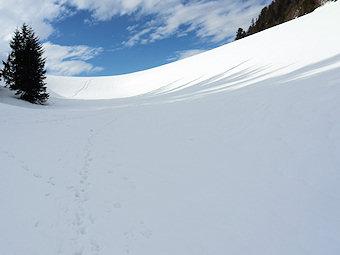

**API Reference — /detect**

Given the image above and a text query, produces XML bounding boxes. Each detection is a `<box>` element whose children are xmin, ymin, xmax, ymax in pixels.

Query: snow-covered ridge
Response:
<box><xmin>46</xmin><ymin>1</ymin><xmax>340</xmax><ymax>100</ymax></box>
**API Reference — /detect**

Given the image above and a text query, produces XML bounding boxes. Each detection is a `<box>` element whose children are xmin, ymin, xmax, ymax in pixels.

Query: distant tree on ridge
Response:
<box><xmin>234</xmin><ymin>0</ymin><xmax>334</xmax><ymax>41</ymax></box>
<box><xmin>235</xmin><ymin>28</ymin><xmax>247</xmax><ymax>40</ymax></box>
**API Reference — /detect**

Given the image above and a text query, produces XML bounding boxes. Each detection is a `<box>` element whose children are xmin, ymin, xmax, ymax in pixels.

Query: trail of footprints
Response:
<box><xmin>2</xmin><ymin>150</ymin><xmax>56</xmax><ymax>190</ymax></box>
<box><xmin>67</xmin><ymin>128</ymin><xmax>101</xmax><ymax>254</ymax></box>
<box><xmin>2</xmin><ymin>134</ymin><xmax>101</xmax><ymax>254</ymax></box>
<box><xmin>3</xmin><ymin>124</ymin><xmax>153</xmax><ymax>255</ymax></box>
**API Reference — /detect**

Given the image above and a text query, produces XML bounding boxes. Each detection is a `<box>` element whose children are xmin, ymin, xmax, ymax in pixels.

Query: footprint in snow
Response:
<box><xmin>33</xmin><ymin>173</ymin><xmax>41</xmax><ymax>178</ymax></box>
<box><xmin>91</xmin><ymin>240</ymin><xmax>100</xmax><ymax>252</ymax></box>
<box><xmin>114</xmin><ymin>202</ymin><xmax>122</xmax><ymax>209</ymax></box>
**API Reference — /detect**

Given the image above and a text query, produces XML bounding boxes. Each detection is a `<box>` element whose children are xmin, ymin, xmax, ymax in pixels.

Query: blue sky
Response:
<box><xmin>0</xmin><ymin>0</ymin><xmax>270</xmax><ymax>77</ymax></box>
<box><xmin>48</xmin><ymin>9</ymin><xmax>218</xmax><ymax>76</ymax></box>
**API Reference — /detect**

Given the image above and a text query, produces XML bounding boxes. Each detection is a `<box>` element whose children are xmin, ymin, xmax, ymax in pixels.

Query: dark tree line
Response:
<box><xmin>1</xmin><ymin>24</ymin><xmax>48</xmax><ymax>104</ymax></box>
<box><xmin>235</xmin><ymin>0</ymin><xmax>337</xmax><ymax>40</ymax></box>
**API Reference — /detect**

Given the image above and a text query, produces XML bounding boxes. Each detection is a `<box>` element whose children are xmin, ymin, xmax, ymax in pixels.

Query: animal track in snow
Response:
<box><xmin>33</xmin><ymin>173</ymin><xmax>41</xmax><ymax>178</ymax></box>
<box><xmin>113</xmin><ymin>202</ymin><xmax>122</xmax><ymax>209</ymax></box>
<box><xmin>66</xmin><ymin>128</ymin><xmax>102</xmax><ymax>254</ymax></box>
<box><xmin>2</xmin><ymin>150</ymin><xmax>57</xmax><ymax>187</ymax></box>
<box><xmin>91</xmin><ymin>240</ymin><xmax>100</xmax><ymax>252</ymax></box>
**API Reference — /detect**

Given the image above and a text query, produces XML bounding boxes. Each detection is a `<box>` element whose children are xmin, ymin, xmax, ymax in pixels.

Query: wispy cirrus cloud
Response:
<box><xmin>43</xmin><ymin>42</ymin><xmax>103</xmax><ymax>76</ymax></box>
<box><xmin>66</xmin><ymin>0</ymin><xmax>270</xmax><ymax>47</ymax></box>
<box><xmin>0</xmin><ymin>0</ymin><xmax>270</xmax><ymax>75</ymax></box>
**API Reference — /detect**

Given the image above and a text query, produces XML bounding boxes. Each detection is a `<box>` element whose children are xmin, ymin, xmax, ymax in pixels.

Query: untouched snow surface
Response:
<box><xmin>1</xmin><ymin>2</ymin><xmax>340</xmax><ymax>255</ymax></box>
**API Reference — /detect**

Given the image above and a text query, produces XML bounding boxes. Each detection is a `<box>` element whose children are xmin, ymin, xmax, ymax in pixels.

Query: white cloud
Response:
<box><xmin>167</xmin><ymin>49</ymin><xmax>207</xmax><ymax>62</ymax></box>
<box><xmin>65</xmin><ymin>0</ymin><xmax>270</xmax><ymax>46</ymax></box>
<box><xmin>0</xmin><ymin>0</ymin><xmax>67</xmax><ymax>55</ymax></box>
<box><xmin>43</xmin><ymin>42</ymin><xmax>103</xmax><ymax>76</ymax></box>
<box><xmin>0</xmin><ymin>0</ymin><xmax>270</xmax><ymax>75</ymax></box>
<box><xmin>0</xmin><ymin>0</ymin><xmax>101</xmax><ymax>75</ymax></box>
<box><xmin>66</xmin><ymin>0</ymin><xmax>170</xmax><ymax>20</ymax></box>
<box><xmin>0</xmin><ymin>0</ymin><xmax>269</xmax><ymax>50</ymax></box>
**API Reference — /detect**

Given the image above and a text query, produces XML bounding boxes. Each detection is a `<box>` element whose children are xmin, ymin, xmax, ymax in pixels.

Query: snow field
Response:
<box><xmin>1</xmin><ymin>1</ymin><xmax>340</xmax><ymax>255</ymax></box>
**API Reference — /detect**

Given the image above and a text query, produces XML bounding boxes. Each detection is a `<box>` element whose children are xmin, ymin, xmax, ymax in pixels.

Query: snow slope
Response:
<box><xmin>1</xmin><ymin>2</ymin><xmax>340</xmax><ymax>255</ymax></box>
<box><xmin>47</xmin><ymin>1</ymin><xmax>340</xmax><ymax>100</ymax></box>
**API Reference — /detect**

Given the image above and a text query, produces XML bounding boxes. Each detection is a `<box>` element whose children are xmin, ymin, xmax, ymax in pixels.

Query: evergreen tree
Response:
<box><xmin>235</xmin><ymin>28</ymin><xmax>246</xmax><ymax>40</ymax></box>
<box><xmin>1</xmin><ymin>24</ymin><xmax>49</xmax><ymax>104</ymax></box>
<box><xmin>233</xmin><ymin>0</ymin><xmax>329</xmax><ymax>41</ymax></box>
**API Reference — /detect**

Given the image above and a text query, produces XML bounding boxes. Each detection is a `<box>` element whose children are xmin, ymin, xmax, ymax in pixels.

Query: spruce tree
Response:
<box><xmin>235</xmin><ymin>28</ymin><xmax>246</xmax><ymax>40</ymax></box>
<box><xmin>1</xmin><ymin>24</ymin><xmax>49</xmax><ymax>104</ymax></box>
